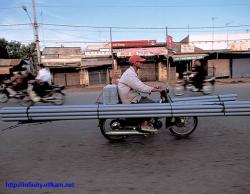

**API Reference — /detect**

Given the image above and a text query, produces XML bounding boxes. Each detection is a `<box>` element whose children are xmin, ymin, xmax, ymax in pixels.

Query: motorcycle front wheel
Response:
<box><xmin>174</xmin><ymin>84</ymin><xmax>184</xmax><ymax>96</ymax></box>
<box><xmin>52</xmin><ymin>92</ymin><xmax>65</xmax><ymax>105</ymax></box>
<box><xmin>166</xmin><ymin>116</ymin><xmax>198</xmax><ymax>138</ymax></box>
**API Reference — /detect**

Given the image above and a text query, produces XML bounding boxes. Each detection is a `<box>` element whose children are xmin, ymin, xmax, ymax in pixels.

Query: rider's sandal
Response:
<box><xmin>140</xmin><ymin>126</ymin><xmax>158</xmax><ymax>133</ymax></box>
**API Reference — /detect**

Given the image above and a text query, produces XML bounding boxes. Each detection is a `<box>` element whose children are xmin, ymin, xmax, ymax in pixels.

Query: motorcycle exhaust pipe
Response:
<box><xmin>105</xmin><ymin>131</ymin><xmax>149</xmax><ymax>136</ymax></box>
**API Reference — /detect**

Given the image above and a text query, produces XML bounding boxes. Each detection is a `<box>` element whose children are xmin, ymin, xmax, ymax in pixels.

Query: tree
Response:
<box><xmin>0</xmin><ymin>38</ymin><xmax>36</xmax><ymax>62</ymax></box>
<box><xmin>20</xmin><ymin>42</ymin><xmax>36</xmax><ymax>61</ymax></box>
<box><xmin>6</xmin><ymin>41</ymin><xmax>22</xmax><ymax>58</ymax></box>
<box><xmin>0</xmin><ymin>38</ymin><xmax>9</xmax><ymax>58</ymax></box>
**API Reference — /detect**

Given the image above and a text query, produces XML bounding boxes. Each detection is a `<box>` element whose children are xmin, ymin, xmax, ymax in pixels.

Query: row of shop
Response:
<box><xmin>46</xmin><ymin>51</ymin><xmax>250</xmax><ymax>87</ymax></box>
<box><xmin>3</xmin><ymin>46</ymin><xmax>249</xmax><ymax>87</ymax></box>
<box><xmin>49</xmin><ymin>59</ymin><xmax>163</xmax><ymax>86</ymax></box>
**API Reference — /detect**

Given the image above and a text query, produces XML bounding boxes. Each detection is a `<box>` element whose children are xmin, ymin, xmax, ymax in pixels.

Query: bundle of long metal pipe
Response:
<box><xmin>172</xmin><ymin>94</ymin><xmax>237</xmax><ymax>103</ymax></box>
<box><xmin>1</xmin><ymin>95</ymin><xmax>249</xmax><ymax>122</ymax></box>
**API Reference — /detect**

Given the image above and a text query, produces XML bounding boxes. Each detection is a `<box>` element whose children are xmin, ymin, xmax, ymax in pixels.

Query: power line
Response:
<box><xmin>40</xmin><ymin>23</ymin><xmax>250</xmax><ymax>30</ymax></box>
<box><xmin>1</xmin><ymin>3</ymin><xmax>249</xmax><ymax>9</ymax></box>
<box><xmin>0</xmin><ymin>24</ymin><xmax>30</xmax><ymax>27</ymax></box>
<box><xmin>11</xmin><ymin>38</ymin><xmax>250</xmax><ymax>44</ymax></box>
<box><xmin>1</xmin><ymin>23</ymin><xmax>250</xmax><ymax>30</ymax></box>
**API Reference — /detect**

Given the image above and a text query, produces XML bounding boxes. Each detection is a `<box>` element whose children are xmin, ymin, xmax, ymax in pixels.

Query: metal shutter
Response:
<box><xmin>53</xmin><ymin>73</ymin><xmax>66</xmax><ymax>86</ymax></box>
<box><xmin>208</xmin><ymin>59</ymin><xmax>230</xmax><ymax>78</ymax></box>
<box><xmin>232</xmin><ymin>58</ymin><xmax>250</xmax><ymax>78</ymax></box>
<box><xmin>66</xmin><ymin>72</ymin><xmax>80</xmax><ymax>86</ymax></box>
<box><xmin>139</xmin><ymin>63</ymin><xmax>158</xmax><ymax>81</ymax></box>
<box><xmin>88</xmin><ymin>68</ymin><xmax>107</xmax><ymax>85</ymax></box>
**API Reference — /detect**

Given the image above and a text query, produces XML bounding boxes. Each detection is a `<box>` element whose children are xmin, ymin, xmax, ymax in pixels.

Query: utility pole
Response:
<box><xmin>109</xmin><ymin>27</ymin><xmax>115</xmax><ymax>70</ymax></box>
<box><xmin>211</xmin><ymin>17</ymin><xmax>217</xmax><ymax>51</ymax></box>
<box><xmin>22</xmin><ymin>1</ymin><xmax>41</xmax><ymax>64</ymax></box>
<box><xmin>32</xmin><ymin>0</ymin><xmax>41</xmax><ymax>64</ymax></box>
<box><xmin>165</xmin><ymin>26</ymin><xmax>170</xmax><ymax>81</ymax></box>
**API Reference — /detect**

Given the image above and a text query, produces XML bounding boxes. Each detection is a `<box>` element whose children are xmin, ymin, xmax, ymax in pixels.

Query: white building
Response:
<box><xmin>181</xmin><ymin>33</ymin><xmax>250</xmax><ymax>51</ymax></box>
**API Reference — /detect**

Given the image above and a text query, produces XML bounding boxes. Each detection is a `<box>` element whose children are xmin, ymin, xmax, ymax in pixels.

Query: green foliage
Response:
<box><xmin>0</xmin><ymin>38</ymin><xmax>9</xmax><ymax>58</ymax></box>
<box><xmin>0</xmin><ymin>38</ymin><xmax>36</xmax><ymax>60</ymax></box>
<box><xmin>6</xmin><ymin>41</ymin><xmax>22</xmax><ymax>58</ymax></box>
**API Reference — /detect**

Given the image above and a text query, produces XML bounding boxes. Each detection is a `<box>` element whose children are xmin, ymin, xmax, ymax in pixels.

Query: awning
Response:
<box><xmin>81</xmin><ymin>58</ymin><xmax>112</xmax><ymax>68</ymax></box>
<box><xmin>116</xmin><ymin>47</ymin><xmax>168</xmax><ymax>57</ymax></box>
<box><xmin>172</xmin><ymin>54</ymin><xmax>208</xmax><ymax>62</ymax></box>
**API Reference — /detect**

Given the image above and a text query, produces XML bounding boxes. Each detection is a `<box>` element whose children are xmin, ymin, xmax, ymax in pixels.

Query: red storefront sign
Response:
<box><xmin>112</xmin><ymin>40</ymin><xmax>157</xmax><ymax>48</ymax></box>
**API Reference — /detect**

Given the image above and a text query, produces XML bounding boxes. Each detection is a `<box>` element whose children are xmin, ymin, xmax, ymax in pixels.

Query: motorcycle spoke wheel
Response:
<box><xmin>174</xmin><ymin>85</ymin><xmax>184</xmax><ymax>96</ymax></box>
<box><xmin>202</xmin><ymin>82</ymin><xmax>213</xmax><ymax>95</ymax></box>
<box><xmin>20</xmin><ymin>96</ymin><xmax>33</xmax><ymax>106</ymax></box>
<box><xmin>52</xmin><ymin>93</ymin><xmax>65</xmax><ymax>105</ymax></box>
<box><xmin>99</xmin><ymin>119</ymin><xmax>126</xmax><ymax>142</ymax></box>
<box><xmin>0</xmin><ymin>93</ymin><xmax>8</xmax><ymax>103</ymax></box>
<box><xmin>168</xmin><ymin>117</ymin><xmax>198</xmax><ymax>138</ymax></box>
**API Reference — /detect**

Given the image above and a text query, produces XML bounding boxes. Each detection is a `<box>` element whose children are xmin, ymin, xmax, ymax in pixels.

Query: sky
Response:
<box><xmin>0</xmin><ymin>0</ymin><xmax>250</xmax><ymax>48</ymax></box>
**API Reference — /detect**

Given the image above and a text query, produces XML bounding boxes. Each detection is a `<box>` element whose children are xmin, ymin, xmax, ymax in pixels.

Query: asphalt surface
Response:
<box><xmin>0</xmin><ymin>83</ymin><xmax>250</xmax><ymax>194</ymax></box>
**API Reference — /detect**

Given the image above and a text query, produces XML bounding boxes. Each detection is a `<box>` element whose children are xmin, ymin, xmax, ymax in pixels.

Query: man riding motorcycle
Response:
<box><xmin>28</xmin><ymin>64</ymin><xmax>52</xmax><ymax>102</ymax></box>
<box><xmin>4</xmin><ymin>71</ymin><xmax>29</xmax><ymax>97</ymax></box>
<box><xmin>118</xmin><ymin>55</ymin><xmax>164</xmax><ymax>132</ymax></box>
<box><xmin>190</xmin><ymin>59</ymin><xmax>207</xmax><ymax>91</ymax></box>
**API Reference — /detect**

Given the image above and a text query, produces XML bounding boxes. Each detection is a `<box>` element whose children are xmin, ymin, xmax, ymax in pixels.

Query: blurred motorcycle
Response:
<box><xmin>174</xmin><ymin>71</ymin><xmax>215</xmax><ymax>96</ymax></box>
<box><xmin>0</xmin><ymin>83</ymin><xmax>32</xmax><ymax>105</ymax></box>
<box><xmin>27</xmin><ymin>82</ymin><xmax>65</xmax><ymax>105</ymax></box>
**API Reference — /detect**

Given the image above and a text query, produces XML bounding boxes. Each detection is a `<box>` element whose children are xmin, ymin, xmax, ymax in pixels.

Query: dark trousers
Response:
<box><xmin>193</xmin><ymin>76</ymin><xmax>205</xmax><ymax>90</ymax></box>
<box><xmin>33</xmin><ymin>82</ymin><xmax>50</xmax><ymax>97</ymax></box>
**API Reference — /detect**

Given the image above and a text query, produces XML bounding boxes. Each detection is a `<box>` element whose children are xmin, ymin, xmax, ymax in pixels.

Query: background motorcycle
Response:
<box><xmin>26</xmin><ymin>82</ymin><xmax>65</xmax><ymax>105</ymax></box>
<box><xmin>174</xmin><ymin>71</ymin><xmax>215</xmax><ymax>96</ymax></box>
<box><xmin>0</xmin><ymin>83</ymin><xmax>32</xmax><ymax>106</ymax></box>
<box><xmin>98</xmin><ymin>89</ymin><xmax>198</xmax><ymax>142</ymax></box>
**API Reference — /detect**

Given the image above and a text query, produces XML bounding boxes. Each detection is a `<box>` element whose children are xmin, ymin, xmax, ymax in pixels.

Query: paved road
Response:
<box><xmin>0</xmin><ymin>83</ymin><xmax>250</xmax><ymax>194</ymax></box>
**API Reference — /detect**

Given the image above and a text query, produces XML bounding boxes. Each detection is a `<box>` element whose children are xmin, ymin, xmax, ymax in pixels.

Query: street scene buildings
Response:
<box><xmin>1</xmin><ymin>1</ymin><xmax>250</xmax><ymax>194</ymax></box>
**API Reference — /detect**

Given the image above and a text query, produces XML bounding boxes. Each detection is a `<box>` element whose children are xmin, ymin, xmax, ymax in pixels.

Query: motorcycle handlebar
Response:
<box><xmin>160</xmin><ymin>88</ymin><xmax>169</xmax><ymax>98</ymax></box>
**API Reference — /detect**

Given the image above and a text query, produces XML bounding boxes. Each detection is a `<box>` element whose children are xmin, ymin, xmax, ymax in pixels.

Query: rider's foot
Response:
<box><xmin>192</xmin><ymin>87</ymin><xmax>199</xmax><ymax>92</ymax></box>
<box><xmin>32</xmin><ymin>97</ymin><xmax>40</xmax><ymax>102</ymax></box>
<box><xmin>141</xmin><ymin>125</ymin><xmax>158</xmax><ymax>133</ymax></box>
<box><xmin>29</xmin><ymin>91</ymin><xmax>40</xmax><ymax>102</ymax></box>
<box><xmin>6</xmin><ymin>88</ymin><xmax>16</xmax><ymax>97</ymax></box>
<box><xmin>9</xmin><ymin>94</ymin><xmax>16</xmax><ymax>97</ymax></box>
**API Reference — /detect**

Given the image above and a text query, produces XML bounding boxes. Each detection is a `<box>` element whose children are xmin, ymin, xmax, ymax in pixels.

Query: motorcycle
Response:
<box><xmin>0</xmin><ymin>83</ymin><xmax>32</xmax><ymax>106</ymax></box>
<box><xmin>98</xmin><ymin>89</ymin><xmax>198</xmax><ymax>141</ymax></box>
<box><xmin>26</xmin><ymin>82</ymin><xmax>65</xmax><ymax>105</ymax></box>
<box><xmin>174</xmin><ymin>71</ymin><xmax>215</xmax><ymax>96</ymax></box>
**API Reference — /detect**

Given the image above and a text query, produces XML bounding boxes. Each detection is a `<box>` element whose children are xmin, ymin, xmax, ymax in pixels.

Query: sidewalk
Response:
<box><xmin>64</xmin><ymin>78</ymin><xmax>250</xmax><ymax>93</ymax></box>
<box><xmin>215</xmin><ymin>77</ymin><xmax>250</xmax><ymax>84</ymax></box>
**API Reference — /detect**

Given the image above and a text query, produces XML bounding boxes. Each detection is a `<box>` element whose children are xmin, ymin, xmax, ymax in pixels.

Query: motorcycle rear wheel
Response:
<box><xmin>167</xmin><ymin>116</ymin><xmax>198</xmax><ymax>138</ymax></box>
<box><xmin>99</xmin><ymin>119</ymin><xmax>126</xmax><ymax>142</ymax></box>
<box><xmin>202</xmin><ymin>82</ymin><xmax>214</xmax><ymax>95</ymax></box>
<box><xmin>19</xmin><ymin>96</ymin><xmax>33</xmax><ymax>106</ymax></box>
<box><xmin>0</xmin><ymin>93</ymin><xmax>8</xmax><ymax>103</ymax></box>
